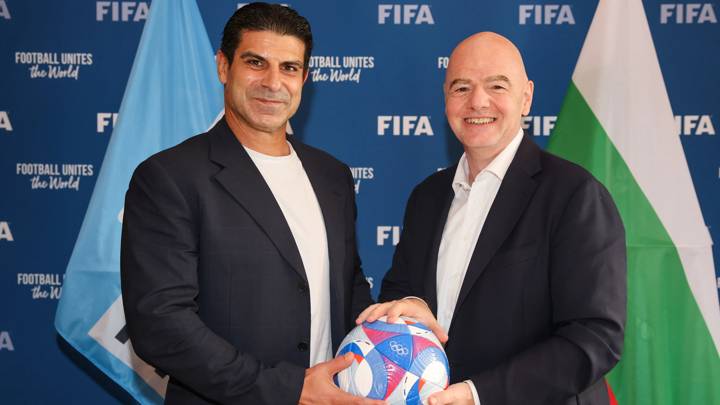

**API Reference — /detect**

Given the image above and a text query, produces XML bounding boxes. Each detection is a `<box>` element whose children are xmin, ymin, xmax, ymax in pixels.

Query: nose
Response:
<box><xmin>469</xmin><ymin>87</ymin><xmax>490</xmax><ymax>111</ymax></box>
<box><xmin>260</xmin><ymin>66</ymin><xmax>282</xmax><ymax>92</ymax></box>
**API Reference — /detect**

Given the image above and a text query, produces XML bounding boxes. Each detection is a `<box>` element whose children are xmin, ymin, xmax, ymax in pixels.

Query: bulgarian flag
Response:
<box><xmin>547</xmin><ymin>0</ymin><xmax>720</xmax><ymax>404</ymax></box>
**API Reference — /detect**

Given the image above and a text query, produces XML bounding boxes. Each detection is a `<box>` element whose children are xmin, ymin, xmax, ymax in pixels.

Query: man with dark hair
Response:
<box><xmin>121</xmin><ymin>3</ymin><xmax>380</xmax><ymax>404</ymax></box>
<box><xmin>358</xmin><ymin>32</ymin><xmax>626</xmax><ymax>405</ymax></box>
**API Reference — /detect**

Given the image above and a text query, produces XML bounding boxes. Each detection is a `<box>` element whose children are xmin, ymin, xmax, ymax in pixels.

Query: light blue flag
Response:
<box><xmin>55</xmin><ymin>0</ymin><xmax>222</xmax><ymax>403</ymax></box>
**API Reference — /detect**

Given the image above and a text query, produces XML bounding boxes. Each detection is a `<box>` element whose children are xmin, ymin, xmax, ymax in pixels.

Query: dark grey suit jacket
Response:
<box><xmin>121</xmin><ymin>118</ymin><xmax>373</xmax><ymax>404</ymax></box>
<box><xmin>380</xmin><ymin>135</ymin><xmax>626</xmax><ymax>405</ymax></box>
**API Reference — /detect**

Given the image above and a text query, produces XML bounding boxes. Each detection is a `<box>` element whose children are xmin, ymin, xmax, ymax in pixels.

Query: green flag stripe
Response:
<box><xmin>548</xmin><ymin>82</ymin><xmax>720</xmax><ymax>405</ymax></box>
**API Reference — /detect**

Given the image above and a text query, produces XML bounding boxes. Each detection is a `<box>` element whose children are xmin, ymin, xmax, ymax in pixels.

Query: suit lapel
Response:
<box><xmin>209</xmin><ymin>119</ymin><xmax>307</xmax><ymax>282</ymax></box>
<box><xmin>292</xmin><ymin>139</ymin><xmax>347</xmax><ymax>344</ymax></box>
<box><xmin>453</xmin><ymin>136</ymin><xmax>542</xmax><ymax>317</ymax></box>
<box><xmin>424</xmin><ymin>170</ymin><xmax>456</xmax><ymax>315</ymax></box>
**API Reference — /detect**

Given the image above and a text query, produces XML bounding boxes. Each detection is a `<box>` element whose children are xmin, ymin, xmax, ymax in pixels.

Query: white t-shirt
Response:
<box><xmin>244</xmin><ymin>143</ymin><xmax>332</xmax><ymax>366</ymax></box>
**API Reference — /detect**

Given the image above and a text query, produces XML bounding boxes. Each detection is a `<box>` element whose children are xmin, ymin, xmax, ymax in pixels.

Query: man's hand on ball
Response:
<box><xmin>299</xmin><ymin>353</ymin><xmax>386</xmax><ymax>405</ymax></box>
<box><xmin>427</xmin><ymin>382</ymin><xmax>475</xmax><ymax>405</ymax></box>
<box><xmin>355</xmin><ymin>298</ymin><xmax>448</xmax><ymax>344</ymax></box>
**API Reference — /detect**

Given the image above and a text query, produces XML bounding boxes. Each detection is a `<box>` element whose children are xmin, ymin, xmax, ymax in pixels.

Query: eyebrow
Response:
<box><xmin>239</xmin><ymin>51</ymin><xmax>303</xmax><ymax>68</ymax></box>
<box><xmin>448</xmin><ymin>78</ymin><xmax>471</xmax><ymax>88</ymax></box>
<box><xmin>485</xmin><ymin>75</ymin><xmax>511</xmax><ymax>84</ymax></box>
<box><xmin>240</xmin><ymin>51</ymin><xmax>266</xmax><ymax>62</ymax></box>
<box><xmin>448</xmin><ymin>75</ymin><xmax>512</xmax><ymax>88</ymax></box>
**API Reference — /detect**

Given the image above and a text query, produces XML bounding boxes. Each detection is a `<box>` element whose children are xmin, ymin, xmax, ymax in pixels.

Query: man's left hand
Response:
<box><xmin>427</xmin><ymin>382</ymin><xmax>474</xmax><ymax>405</ymax></box>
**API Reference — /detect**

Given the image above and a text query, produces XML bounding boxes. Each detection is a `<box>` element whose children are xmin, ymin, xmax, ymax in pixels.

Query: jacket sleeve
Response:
<box><xmin>379</xmin><ymin>187</ymin><xmax>426</xmax><ymax>303</ymax></box>
<box><xmin>471</xmin><ymin>178</ymin><xmax>627</xmax><ymax>405</ymax></box>
<box><xmin>120</xmin><ymin>158</ymin><xmax>305</xmax><ymax>404</ymax></box>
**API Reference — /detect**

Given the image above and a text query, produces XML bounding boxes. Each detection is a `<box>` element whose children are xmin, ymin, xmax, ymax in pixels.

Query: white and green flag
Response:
<box><xmin>547</xmin><ymin>0</ymin><xmax>720</xmax><ymax>403</ymax></box>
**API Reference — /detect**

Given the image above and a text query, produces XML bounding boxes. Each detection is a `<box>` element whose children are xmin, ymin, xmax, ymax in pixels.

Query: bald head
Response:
<box><xmin>443</xmin><ymin>32</ymin><xmax>534</xmax><ymax>171</ymax></box>
<box><xmin>446</xmin><ymin>32</ymin><xmax>529</xmax><ymax>89</ymax></box>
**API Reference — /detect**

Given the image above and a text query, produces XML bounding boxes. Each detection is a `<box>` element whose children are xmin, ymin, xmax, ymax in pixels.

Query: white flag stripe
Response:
<box><xmin>573</xmin><ymin>0</ymin><xmax>720</xmax><ymax>352</ymax></box>
<box><xmin>89</xmin><ymin>297</ymin><xmax>169</xmax><ymax>397</ymax></box>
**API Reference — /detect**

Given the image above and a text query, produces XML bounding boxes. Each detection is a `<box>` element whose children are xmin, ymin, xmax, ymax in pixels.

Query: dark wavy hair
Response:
<box><xmin>220</xmin><ymin>3</ymin><xmax>313</xmax><ymax>69</ymax></box>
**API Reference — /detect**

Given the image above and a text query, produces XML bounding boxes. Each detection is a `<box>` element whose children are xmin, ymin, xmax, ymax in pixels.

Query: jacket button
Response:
<box><xmin>297</xmin><ymin>341</ymin><xmax>309</xmax><ymax>352</ymax></box>
<box><xmin>298</xmin><ymin>282</ymin><xmax>308</xmax><ymax>293</ymax></box>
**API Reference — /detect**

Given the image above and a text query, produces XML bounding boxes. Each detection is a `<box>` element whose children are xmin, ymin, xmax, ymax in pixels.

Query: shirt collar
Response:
<box><xmin>243</xmin><ymin>141</ymin><xmax>296</xmax><ymax>162</ymax></box>
<box><xmin>452</xmin><ymin>128</ymin><xmax>524</xmax><ymax>193</ymax></box>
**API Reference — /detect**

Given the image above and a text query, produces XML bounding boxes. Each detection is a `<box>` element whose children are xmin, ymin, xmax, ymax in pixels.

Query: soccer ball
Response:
<box><xmin>335</xmin><ymin>316</ymin><xmax>450</xmax><ymax>404</ymax></box>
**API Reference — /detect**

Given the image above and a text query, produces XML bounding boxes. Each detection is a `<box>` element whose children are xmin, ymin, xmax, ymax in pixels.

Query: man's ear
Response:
<box><xmin>521</xmin><ymin>80</ymin><xmax>534</xmax><ymax>116</ymax></box>
<box><xmin>303</xmin><ymin>66</ymin><xmax>309</xmax><ymax>84</ymax></box>
<box><xmin>217</xmin><ymin>51</ymin><xmax>229</xmax><ymax>85</ymax></box>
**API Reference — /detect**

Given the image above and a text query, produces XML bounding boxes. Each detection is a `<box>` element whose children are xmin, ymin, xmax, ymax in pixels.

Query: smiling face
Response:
<box><xmin>217</xmin><ymin>29</ymin><xmax>307</xmax><ymax>138</ymax></box>
<box><xmin>444</xmin><ymin>32</ymin><xmax>534</xmax><ymax>160</ymax></box>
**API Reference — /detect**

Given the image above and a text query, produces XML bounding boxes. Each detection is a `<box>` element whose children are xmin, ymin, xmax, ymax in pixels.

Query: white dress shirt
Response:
<box><xmin>435</xmin><ymin>129</ymin><xmax>524</xmax><ymax>404</ymax></box>
<box><xmin>244</xmin><ymin>143</ymin><xmax>333</xmax><ymax>367</ymax></box>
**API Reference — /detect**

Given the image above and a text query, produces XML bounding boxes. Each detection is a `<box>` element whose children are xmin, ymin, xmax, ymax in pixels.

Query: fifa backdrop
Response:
<box><xmin>1</xmin><ymin>1</ymin><xmax>719</xmax><ymax>403</ymax></box>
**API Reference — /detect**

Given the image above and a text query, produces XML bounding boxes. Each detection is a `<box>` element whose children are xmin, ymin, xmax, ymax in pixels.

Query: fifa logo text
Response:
<box><xmin>377</xmin><ymin>226</ymin><xmax>400</xmax><ymax>246</ymax></box>
<box><xmin>96</xmin><ymin>1</ymin><xmax>149</xmax><ymax>22</ymax></box>
<box><xmin>378</xmin><ymin>4</ymin><xmax>434</xmax><ymax>24</ymax></box>
<box><xmin>378</xmin><ymin>116</ymin><xmax>434</xmax><ymax>136</ymax></box>
<box><xmin>0</xmin><ymin>111</ymin><xmax>12</xmax><ymax>132</ymax></box>
<box><xmin>97</xmin><ymin>113</ymin><xmax>118</xmax><ymax>133</ymax></box>
<box><xmin>519</xmin><ymin>5</ymin><xmax>575</xmax><ymax>25</ymax></box>
<box><xmin>660</xmin><ymin>4</ymin><xmax>717</xmax><ymax>23</ymax></box>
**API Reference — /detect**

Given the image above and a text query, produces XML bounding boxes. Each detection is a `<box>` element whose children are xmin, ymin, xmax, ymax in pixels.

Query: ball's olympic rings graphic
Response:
<box><xmin>389</xmin><ymin>340</ymin><xmax>409</xmax><ymax>356</ymax></box>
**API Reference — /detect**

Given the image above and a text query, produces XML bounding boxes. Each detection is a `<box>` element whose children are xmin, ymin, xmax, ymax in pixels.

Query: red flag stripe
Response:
<box><xmin>606</xmin><ymin>379</ymin><xmax>619</xmax><ymax>405</ymax></box>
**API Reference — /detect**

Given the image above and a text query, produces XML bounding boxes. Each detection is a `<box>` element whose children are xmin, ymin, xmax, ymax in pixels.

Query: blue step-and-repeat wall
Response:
<box><xmin>1</xmin><ymin>1</ymin><xmax>718</xmax><ymax>403</ymax></box>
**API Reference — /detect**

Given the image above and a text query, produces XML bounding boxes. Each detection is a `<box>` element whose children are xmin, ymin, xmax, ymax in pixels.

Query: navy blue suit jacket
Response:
<box><xmin>380</xmin><ymin>135</ymin><xmax>626</xmax><ymax>405</ymax></box>
<box><xmin>121</xmin><ymin>118</ymin><xmax>373</xmax><ymax>404</ymax></box>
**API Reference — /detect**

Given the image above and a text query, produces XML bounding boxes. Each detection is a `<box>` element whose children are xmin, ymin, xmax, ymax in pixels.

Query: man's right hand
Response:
<box><xmin>298</xmin><ymin>353</ymin><xmax>386</xmax><ymax>405</ymax></box>
<box><xmin>356</xmin><ymin>298</ymin><xmax>449</xmax><ymax>344</ymax></box>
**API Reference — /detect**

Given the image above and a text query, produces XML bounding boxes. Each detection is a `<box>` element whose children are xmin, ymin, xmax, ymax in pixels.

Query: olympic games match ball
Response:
<box><xmin>335</xmin><ymin>316</ymin><xmax>450</xmax><ymax>404</ymax></box>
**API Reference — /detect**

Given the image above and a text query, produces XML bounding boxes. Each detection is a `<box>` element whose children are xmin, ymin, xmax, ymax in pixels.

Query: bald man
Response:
<box><xmin>358</xmin><ymin>32</ymin><xmax>626</xmax><ymax>405</ymax></box>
